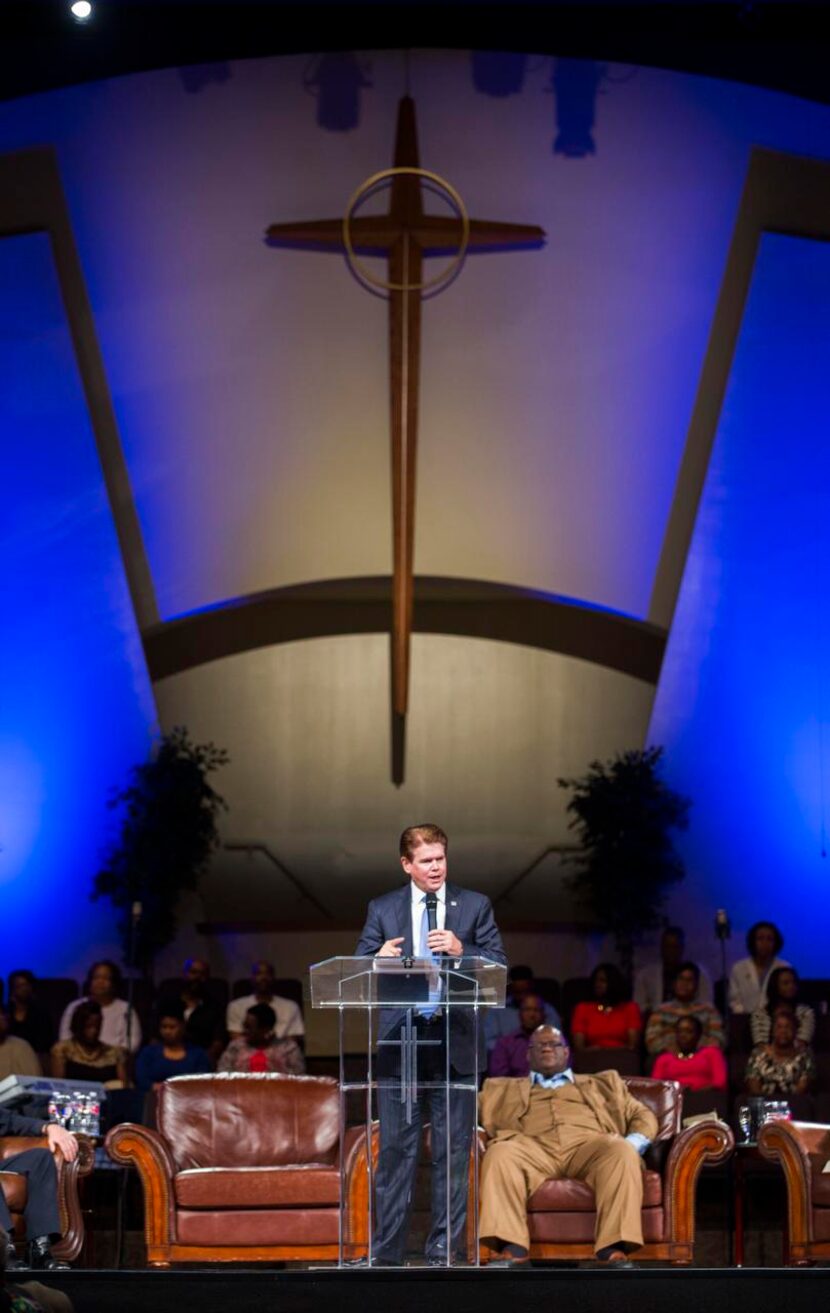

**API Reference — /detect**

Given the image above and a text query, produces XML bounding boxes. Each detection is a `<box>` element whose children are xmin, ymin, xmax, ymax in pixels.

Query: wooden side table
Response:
<box><xmin>733</xmin><ymin>1140</ymin><xmax>789</xmax><ymax>1266</ymax></box>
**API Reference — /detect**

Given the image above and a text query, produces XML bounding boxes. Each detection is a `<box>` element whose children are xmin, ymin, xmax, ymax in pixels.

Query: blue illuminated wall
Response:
<box><xmin>650</xmin><ymin>232</ymin><xmax>830</xmax><ymax>975</ymax></box>
<box><xmin>0</xmin><ymin>233</ymin><xmax>155</xmax><ymax>975</ymax></box>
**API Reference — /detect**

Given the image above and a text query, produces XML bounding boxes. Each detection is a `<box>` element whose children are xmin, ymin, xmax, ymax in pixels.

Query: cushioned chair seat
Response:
<box><xmin>528</xmin><ymin>1168</ymin><xmax>662</xmax><ymax>1211</ymax></box>
<box><xmin>814</xmin><ymin>1209</ymin><xmax>830</xmax><ymax>1242</ymax></box>
<box><xmin>528</xmin><ymin>1209</ymin><xmax>666</xmax><ymax>1244</ymax></box>
<box><xmin>0</xmin><ymin>1173</ymin><xmax>27</xmax><ymax>1211</ymax></box>
<box><xmin>811</xmin><ymin>1167</ymin><xmax>830</xmax><ymax>1208</ymax></box>
<box><xmin>176</xmin><ymin>1208</ymin><xmax>340</xmax><ymax>1246</ymax></box>
<box><xmin>175</xmin><ymin>1165</ymin><xmax>340</xmax><ymax>1208</ymax></box>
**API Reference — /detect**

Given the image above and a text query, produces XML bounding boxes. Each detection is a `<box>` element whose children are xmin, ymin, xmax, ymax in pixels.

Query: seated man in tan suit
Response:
<box><xmin>479</xmin><ymin>1025</ymin><xmax>657</xmax><ymax>1268</ymax></box>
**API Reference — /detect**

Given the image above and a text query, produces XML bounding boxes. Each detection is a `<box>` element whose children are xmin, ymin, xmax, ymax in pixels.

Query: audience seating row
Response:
<box><xmin>3</xmin><ymin>974</ymin><xmax>304</xmax><ymax>1043</ymax></box>
<box><xmin>10</xmin><ymin>971</ymin><xmax>830</xmax><ymax>1043</ymax></box>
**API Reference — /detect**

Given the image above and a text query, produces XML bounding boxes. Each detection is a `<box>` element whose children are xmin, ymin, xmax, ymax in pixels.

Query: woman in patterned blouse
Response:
<box><xmin>745</xmin><ymin>1006</ymin><xmax>816</xmax><ymax>1097</ymax></box>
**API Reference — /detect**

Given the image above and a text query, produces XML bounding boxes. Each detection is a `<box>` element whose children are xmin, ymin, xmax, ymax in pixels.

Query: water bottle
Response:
<box><xmin>68</xmin><ymin>1091</ymin><xmax>84</xmax><ymax>1134</ymax></box>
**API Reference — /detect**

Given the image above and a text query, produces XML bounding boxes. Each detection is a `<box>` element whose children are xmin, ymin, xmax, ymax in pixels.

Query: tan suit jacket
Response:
<box><xmin>479</xmin><ymin>1069</ymin><xmax>658</xmax><ymax>1143</ymax></box>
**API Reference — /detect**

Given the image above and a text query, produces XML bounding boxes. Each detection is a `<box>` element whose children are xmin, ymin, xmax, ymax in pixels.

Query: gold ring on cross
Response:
<box><xmin>342</xmin><ymin>166</ymin><xmax>470</xmax><ymax>294</ymax></box>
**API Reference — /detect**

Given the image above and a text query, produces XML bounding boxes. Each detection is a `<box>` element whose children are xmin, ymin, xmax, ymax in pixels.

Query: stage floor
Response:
<box><xmin>36</xmin><ymin>1265</ymin><xmax>830</xmax><ymax>1313</ymax></box>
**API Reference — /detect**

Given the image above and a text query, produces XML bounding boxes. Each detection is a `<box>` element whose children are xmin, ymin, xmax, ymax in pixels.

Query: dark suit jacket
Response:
<box><xmin>355</xmin><ymin>881</ymin><xmax>507</xmax><ymax>1073</ymax></box>
<box><xmin>0</xmin><ymin>1106</ymin><xmax>46</xmax><ymax>1138</ymax></box>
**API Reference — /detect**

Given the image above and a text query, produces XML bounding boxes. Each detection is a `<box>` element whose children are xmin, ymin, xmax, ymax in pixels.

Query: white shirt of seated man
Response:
<box><xmin>226</xmin><ymin>960</ymin><xmax>304</xmax><ymax>1038</ymax></box>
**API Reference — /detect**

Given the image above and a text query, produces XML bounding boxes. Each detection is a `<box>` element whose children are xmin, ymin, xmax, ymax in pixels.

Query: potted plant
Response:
<box><xmin>558</xmin><ymin>746</ymin><xmax>690</xmax><ymax>979</ymax></box>
<box><xmin>92</xmin><ymin>726</ymin><xmax>229</xmax><ymax>975</ymax></box>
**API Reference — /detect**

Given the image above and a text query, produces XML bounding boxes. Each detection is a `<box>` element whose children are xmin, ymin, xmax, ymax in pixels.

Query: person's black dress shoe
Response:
<box><xmin>3</xmin><ymin>1235</ymin><xmax>28</xmax><ymax>1272</ymax></box>
<box><xmin>426</xmin><ymin>1252</ymin><xmax>466</xmax><ymax>1267</ymax></box>
<box><xmin>28</xmin><ymin>1236</ymin><xmax>70</xmax><ymax>1271</ymax></box>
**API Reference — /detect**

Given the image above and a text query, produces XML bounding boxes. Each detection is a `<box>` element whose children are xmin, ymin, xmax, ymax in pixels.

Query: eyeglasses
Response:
<box><xmin>529</xmin><ymin>1041</ymin><xmax>567</xmax><ymax>1051</ymax></box>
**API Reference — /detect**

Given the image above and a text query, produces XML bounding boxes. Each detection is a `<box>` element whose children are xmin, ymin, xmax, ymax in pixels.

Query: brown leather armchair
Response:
<box><xmin>480</xmin><ymin>1076</ymin><xmax>733</xmax><ymax>1264</ymax></box>
<box><xmin>106</xmin><ymin>1073</ymin><xmax>363</xmax><ymax>1265</ymax></box>
<box><xmin>1</xmin><ymin>1134</ymin><xmax>94</xmax><ymax>1263</ymax></box>
<box><xmin>758</xmin><ymin>1119</ymin><xmax>830</xmax><ymax>1265</ymax></box>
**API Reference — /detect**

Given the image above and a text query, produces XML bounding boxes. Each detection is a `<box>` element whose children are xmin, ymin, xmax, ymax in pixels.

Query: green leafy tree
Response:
<box><xmin>558</xmin><ymin>747</ymin><xmax>690</xmax><ymax>978</ymax></box>
<box><xmin>92</xmin><ymin>727</ymin><xmax>229</xmax><ymax>973</ymax></box>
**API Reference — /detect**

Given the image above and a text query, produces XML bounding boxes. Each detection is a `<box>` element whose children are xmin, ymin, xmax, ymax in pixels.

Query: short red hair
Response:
<box><xmin>399</xmin><ymin>823</ymin><xmax>448</xmax><ymax>859</ymax></box>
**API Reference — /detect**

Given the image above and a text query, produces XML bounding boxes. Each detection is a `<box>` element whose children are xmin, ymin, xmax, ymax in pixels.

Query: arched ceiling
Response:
<box><xmin>3</xmin><ymin>1</ymin><xmax>830</xmax><ymax>106</ymax></box>
<box><xmin>4</xmin><ymin>36</ymin><xmax>830</xmax><ymax>940</ymax></box>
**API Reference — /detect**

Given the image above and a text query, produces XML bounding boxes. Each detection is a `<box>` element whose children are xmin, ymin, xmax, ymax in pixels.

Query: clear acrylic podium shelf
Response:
<box><xmin>309</xmin><ymin>956</ymin><xmax>506</xmax><ymax>1010</ymax></box>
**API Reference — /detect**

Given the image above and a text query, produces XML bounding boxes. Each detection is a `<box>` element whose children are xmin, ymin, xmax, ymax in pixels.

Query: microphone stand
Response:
<box><xmin>714</xmin><ymin>909</ymin><xmax>731</xmax><ymax>1015</ymax></box>
<box><xmin>118</xmin><ymin>899</ymin><xmax>142</xmax><ymax>1270</ymax></box>
<box><xmin>125</xmin><ymin>900</ymin><xmax>142</xmax><ymax>1056</ymax></box>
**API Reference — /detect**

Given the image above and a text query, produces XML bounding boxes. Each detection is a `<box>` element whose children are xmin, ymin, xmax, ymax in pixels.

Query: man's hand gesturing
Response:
<box><xmin>377</xmin><ymin>937</ymin><xmax>405</xmax><ymax>958</ymax></box>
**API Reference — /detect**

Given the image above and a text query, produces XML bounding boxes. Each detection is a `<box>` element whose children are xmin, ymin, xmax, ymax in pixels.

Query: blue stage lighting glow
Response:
<box><xmin>650</xmin><ymin>232</ymin><xmax>830</xmax><ymax>973</ymax></box>
<box><xmin>0</xmin><ymin>233</ymin><xmax>154</xmax><ymax>974</ymax></box>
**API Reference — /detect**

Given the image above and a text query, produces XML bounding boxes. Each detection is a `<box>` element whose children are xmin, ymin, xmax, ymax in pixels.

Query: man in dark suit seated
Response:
<box><xmin>0</xmin><ymin>1106</ymin><xmax>78</xmax><ymax>1271</ymax></box>
<box><xmin>356</xmin><ymin>822</ymin><xmax>506</xmax><ymax>1266</ymax></box>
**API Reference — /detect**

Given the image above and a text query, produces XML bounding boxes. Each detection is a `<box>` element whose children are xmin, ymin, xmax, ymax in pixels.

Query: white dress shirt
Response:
<box><xmin>226</xmin><ymin>993</ymin><xmax>304</xmax><ymax>1038</ymax></box>
<box><xmin>728</xmin><ymin>956</ymin><xmax>789</xmax><ymax>1014</ymax></box>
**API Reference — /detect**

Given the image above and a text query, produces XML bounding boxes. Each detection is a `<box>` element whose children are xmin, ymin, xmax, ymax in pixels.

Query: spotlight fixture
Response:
<box><xmin>551</xmin><ymin>59</ymin><xmax>602</xmax><ymax>158</ymax></box>
<box><xmin>303</xmin><ymin>53</ymin><xmax>372</xmax><ymax>133</ymax></box>
<box><xmin>70</xmin><ymin>1</ymin><xmax>93</xmax><ymax>22</ymax></box>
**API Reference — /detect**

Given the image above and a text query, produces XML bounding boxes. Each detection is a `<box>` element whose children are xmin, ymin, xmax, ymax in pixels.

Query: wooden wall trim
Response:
<box><xmin>649</xmin><ymin>146</ymin><xmax>830</xmax><ymax>629</ymax></box>
<box><xmin>0</xmin><ymin>146</ymin><xmax>159</xmax><ymax>630</ymax></box>
<box><xmin>143</xmin><ymin>574</ymin><xmax>667</xmax><ymax>685</ymax></box>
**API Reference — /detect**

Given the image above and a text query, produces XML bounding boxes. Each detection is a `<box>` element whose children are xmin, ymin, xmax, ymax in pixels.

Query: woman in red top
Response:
<box><xmin>652</xmin><ymin>1015</ymin><xmax>728</xmax><ymax>1091</ymax></box>
<box><xmin>571</xmin><ymin>963</ymin><xmax>642</xmax><ymax>1050</ymax></box>
<box><xmin>217</xmin><ymin>1003</ymin><xmax>305</xmax><ymax>1074</ymax></box>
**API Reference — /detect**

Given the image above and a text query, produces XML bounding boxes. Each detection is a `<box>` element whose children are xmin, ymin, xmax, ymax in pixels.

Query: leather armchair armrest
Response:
<box><xmin>343</xmin><ymin>1122</ymin><xmax>377</xmax><ymax>1250</ymax></box>
<box><xmin>342</xmin><ymin>1124</ymin><xmax>364</xmax><ymax>1172</ymax></box>
<box><xmin>105</xmin><ymin>1122</ymin><xmax>178</xmax><ymax>1249</ymax></box>
<box><xmin>662</xmin><ymin>1119</ymin><xmax>734</xmax><ymax>1245</ymax></box>
<box><xmin>759</xmin><ymin>1119</ymin><xmax>830</xmax><ymax>1251</ymax></box>
<box><xmin>759</xmin><ymin>1119</ymin><xmax>830</xmax><ymax>1165</ymax></box>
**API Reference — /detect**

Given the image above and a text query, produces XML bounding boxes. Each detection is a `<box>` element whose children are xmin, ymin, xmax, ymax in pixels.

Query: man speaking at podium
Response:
<box><xmin>356</xmin><ymin>823</ymin><xmax>506</xmax><ymax>1265</ymax></box>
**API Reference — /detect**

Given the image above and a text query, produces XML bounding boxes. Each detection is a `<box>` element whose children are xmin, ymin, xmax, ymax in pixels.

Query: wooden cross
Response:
<box><xmin>266</xmin><ymin>96</ymin><xmax>545</xmax><ymax>776</ymax></box>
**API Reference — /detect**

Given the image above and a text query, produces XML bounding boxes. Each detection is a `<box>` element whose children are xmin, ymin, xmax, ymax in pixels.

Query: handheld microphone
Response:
<box><xmin>425</xmin><ymin>893</ymin><xmax>438</xmax><ymax>933</ymax></box>
<box><xmin>424</xmin><ymin>892</ymin><xmax>442</xmax><ymax>968</ymax></box>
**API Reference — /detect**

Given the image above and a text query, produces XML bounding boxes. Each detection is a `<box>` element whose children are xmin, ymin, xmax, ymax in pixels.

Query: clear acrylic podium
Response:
<box><xmin>310</xmin><ymin>955</ymin><xmax>506</xmax><ymax>1267</ymax></box>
